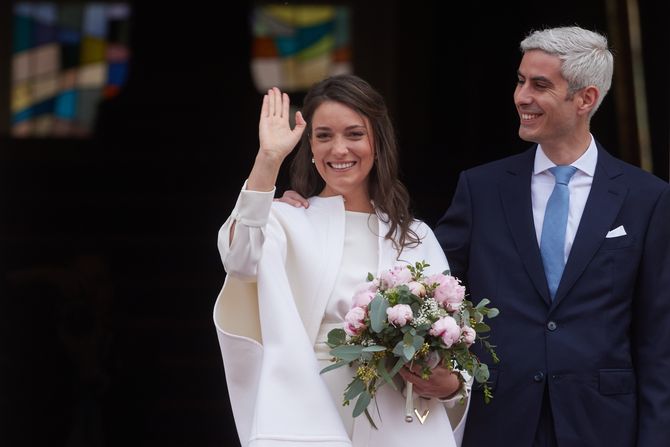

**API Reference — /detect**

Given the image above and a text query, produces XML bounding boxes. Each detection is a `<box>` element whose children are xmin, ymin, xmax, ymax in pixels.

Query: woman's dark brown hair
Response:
<box><xmin>290</xmin><ymin>74</ymin><xmax>419</xmax><ymax>251</ymax></box>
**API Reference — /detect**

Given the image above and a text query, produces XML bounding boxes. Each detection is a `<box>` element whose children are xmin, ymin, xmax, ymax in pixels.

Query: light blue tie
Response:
<box><xmin>540</xmin><ymin>165</ymin><xmax>577</xmax><ymax>299</ymax></box>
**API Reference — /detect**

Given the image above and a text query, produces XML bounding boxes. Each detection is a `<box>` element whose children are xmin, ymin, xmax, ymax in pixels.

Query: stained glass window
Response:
<box><xmin>11</xmin><ymin>2</ymin><xmax>131</xmax><ymax>138</ymax></box>
<box><xmin>251</xmin><ymin>4</ymin><xmax>352</xmax><ymax>93</ymax></box>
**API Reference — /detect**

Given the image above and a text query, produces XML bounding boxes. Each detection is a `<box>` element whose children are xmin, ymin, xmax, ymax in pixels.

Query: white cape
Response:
<box><xmin>214</xmin><ymin>192</ymin><xmax>468</xmax><ymax>446</ymax></box>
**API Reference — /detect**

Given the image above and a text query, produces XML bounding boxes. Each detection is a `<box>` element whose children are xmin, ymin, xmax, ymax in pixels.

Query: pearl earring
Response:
<box><xmin>311</xmin><ymin>158</ymin><xmax>315</xmax><ymax>164</ymax></box>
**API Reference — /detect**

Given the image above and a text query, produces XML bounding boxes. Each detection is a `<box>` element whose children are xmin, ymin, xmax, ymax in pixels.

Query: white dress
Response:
<box><xmin>315</xmin><ymin>212</ymin><xmax>465</xmax><ymax>446</ymax></box>
<box><xmin>315</xmin><ymin>211</ymin><xmax>378</xmax><ymax>438</ymax></box>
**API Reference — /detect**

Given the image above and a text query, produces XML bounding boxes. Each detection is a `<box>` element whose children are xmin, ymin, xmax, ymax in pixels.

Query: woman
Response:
<box><xmin>214</xmin><ymin>75</ymin><xmax>468</xmax><ymax>447</ymax></box>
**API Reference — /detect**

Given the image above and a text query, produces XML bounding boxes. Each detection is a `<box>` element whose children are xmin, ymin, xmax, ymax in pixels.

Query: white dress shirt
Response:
<box><xmin>532</xmin><ymin>136</ymin><xmax>598</xmax><ymax>263</ymax></box>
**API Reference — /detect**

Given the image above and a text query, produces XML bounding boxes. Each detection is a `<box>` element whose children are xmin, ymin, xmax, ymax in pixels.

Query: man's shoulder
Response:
<box><xmin>462</xmin><ymin>149</ymin><xmax>532</xmax><ymax>181</ymax></box>
<box><xmin>599</xmin><ymin>149</ymin><xmax>669</xmax><ymax>192</ymax></box>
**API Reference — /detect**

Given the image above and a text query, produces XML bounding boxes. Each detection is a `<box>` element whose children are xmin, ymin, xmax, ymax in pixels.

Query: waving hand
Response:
<box><xmin>259</xmin><ymin>87</ymin><xmax>306</xmax><ymax>161</ymax></box>
<box><xmin>247</xmin><ymin>87</ymin><xmax>306</xmax><ymax>192</ymax></box>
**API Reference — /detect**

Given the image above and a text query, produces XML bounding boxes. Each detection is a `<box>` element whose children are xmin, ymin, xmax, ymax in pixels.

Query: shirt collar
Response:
<box><xmin>533</xmin><ymin>134</ymin><xmax>598</xmax><ymax>177</ymax></box>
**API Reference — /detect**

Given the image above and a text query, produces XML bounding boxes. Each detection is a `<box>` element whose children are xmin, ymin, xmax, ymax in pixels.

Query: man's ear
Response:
<box><xmin>577</xmin><ymin>86</ymin><xmax>600</xmax><ymax>116</ymax></box>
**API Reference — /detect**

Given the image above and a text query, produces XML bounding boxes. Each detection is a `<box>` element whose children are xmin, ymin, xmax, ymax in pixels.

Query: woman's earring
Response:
<box><xmin>311</xmin><ymin>158</ymin><xmax>315</xmax><ymax>164</ymax></box>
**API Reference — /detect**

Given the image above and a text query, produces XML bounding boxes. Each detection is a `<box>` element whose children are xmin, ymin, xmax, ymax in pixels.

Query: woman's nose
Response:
<box><xmin>332</xmin><ymin>136</ymin><xmax>348</xmax><ymax>154</ymax></box>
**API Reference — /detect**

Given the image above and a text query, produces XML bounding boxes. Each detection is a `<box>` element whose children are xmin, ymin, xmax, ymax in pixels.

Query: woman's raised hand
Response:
<box><xmin>259</xmin><ymin>87</ymin><xmax>306</xmax><ymax>162</ymax></box>
<box><xmin>247</xmin><ymin>87</ymin><xmax>306</xmax><ymax>192</ymax></box>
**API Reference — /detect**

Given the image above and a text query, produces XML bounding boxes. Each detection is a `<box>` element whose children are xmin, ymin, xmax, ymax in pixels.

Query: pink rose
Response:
<box><xmin>386</xmin><ymin>304</ymin><xmax>413</xmax><ymax>327</ymax></box>
<box><xmin>429</xmin><ymin>274</ymin><xmax>465</xmax><ymax>312</ymax></box>
<box><xmin>462</xmin><ymin>325</ymin><xmax>476</xmax><ymax>346</ymax></box>
<box><xmin>352</xmin><ymin>289</ymin><xmax>376</xmax><ymax>309</ymax></box>
<box><xmin>355</xmin><ymin>279</ymin><xmax>379</xmax><ymax>294</ymax></box>
<box><xmin>407</xmin><ymin>281</ymin><xmax>426</xmax><ymax>297</ymax></box>
<box><xmin>344</xmin><ymin>307</ymin><xmax>367</xmax><ymax>336</ymax></box>
<box><xmin>380</xmin><ymin>265</ymin><xmax>412</xmax><ymax>290</ymax></box>
<box><xmin>429</xmin><ymin>316</ymin><xmax>461</xmax><ymax>348</ymax></box>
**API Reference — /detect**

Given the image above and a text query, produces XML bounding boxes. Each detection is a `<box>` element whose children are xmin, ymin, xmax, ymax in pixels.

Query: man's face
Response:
<box><xmin>513</xmin><ymin>50</ymin><xmax>582</xmax><ymax>147</ymax></box>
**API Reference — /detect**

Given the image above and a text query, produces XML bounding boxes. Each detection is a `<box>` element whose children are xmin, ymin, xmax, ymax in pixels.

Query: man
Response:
<box><xmin>434</xmin><ymin>26</ymin><xmax>670</xmax><ymax>446</ymax></box>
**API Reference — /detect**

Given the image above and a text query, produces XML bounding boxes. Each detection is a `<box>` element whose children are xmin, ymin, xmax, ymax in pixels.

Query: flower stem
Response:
<box><xmin>405</xmin><ymin>382</ymin><xmax>414</xmax><ymax>422</ymax></box>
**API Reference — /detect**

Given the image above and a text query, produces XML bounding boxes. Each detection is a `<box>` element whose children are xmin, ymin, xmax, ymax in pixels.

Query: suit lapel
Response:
<box><xmin>552</xmin><ymin>146</ymin><xmax>626</xmax><ymax>307</ymax></box>
<box><xmin>499</xmin><ymin>147</ymin><xmax>552</xmax><ymax>305</ymax></box>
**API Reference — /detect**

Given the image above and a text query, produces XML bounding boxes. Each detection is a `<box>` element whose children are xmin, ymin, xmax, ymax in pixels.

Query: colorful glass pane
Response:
<box><xmin>10</xmin><ymin>2</ymin><xmax>132</xmax><ymax>138</ymax></box>
<box><xmin>251</xmin><ymin>4</ymin><xmax>352</xmax><ymax>92</ymax></box>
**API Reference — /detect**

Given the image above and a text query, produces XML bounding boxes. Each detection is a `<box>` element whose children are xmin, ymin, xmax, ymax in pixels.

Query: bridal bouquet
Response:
<box><xmin>321</xmin><ymin>261</ymin><xmax>499</xmax><ymax>427</ymax></box>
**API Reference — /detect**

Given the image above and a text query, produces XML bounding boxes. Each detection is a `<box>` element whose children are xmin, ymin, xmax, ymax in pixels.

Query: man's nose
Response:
<box><xmin>514</xmin><ymin>84</ymin><xmax>532</xmax><ymax>105</ymax></box>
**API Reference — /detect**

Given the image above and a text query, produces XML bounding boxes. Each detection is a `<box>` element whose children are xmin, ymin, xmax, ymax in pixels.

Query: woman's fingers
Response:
<box><xmin>260</xmin><ymin>93</ymin><xmax>269</xmax><ymax>118</ymax></box>
<box><xmin>294</xmin><ymin>110</ymin><xmax>306</xmax><ymax>129</ymax></box>
<box><xmin>282</xmin><ymin>92</ymin><xmax>290</xmax><ymax>119</ymax></box>
<box><xmin>273</xmin><ymin>87</ymin><xmax>281</xmax><ymax>116</ymax></box>
<box><xmin>265</xmin><ymin>87</ymin><xmax>289</xmax><ymax>118</ymax></box>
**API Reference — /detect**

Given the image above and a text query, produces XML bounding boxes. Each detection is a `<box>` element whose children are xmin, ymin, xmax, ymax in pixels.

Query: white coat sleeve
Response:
<box><xmin>217</xmin><ymin>182</ymin><xmax>275</xmax><ymax>282</ymax></box>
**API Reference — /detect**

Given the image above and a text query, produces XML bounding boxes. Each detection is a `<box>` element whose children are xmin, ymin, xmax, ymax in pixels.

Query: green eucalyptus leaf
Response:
<box><xmin>367</xmin><ymin>272</ymin><xmax>375</xmax><ymax>281</ymax></box>
<box><xmin>389</xmin><ymin>357</ymin><xmax>405</xmax><ymax>376</ymax></box>
<box><xmin>473</xmin><ymin>363</ymin><xmax>490</xmax><ymax>383</ymax></box>
<box><xmin>403</xmin><ymin>345</ymin><xmax>416</xmax><ymax>361</ymax></box>
<box><xmin>369</xmin><ymin>296</ymin><xmax>390</xmax><ymax>333</ymax></box>
<box><xmin>377</xmin><ymin>361</ymin><xmax>398</xmax><ymax>390</ymax></box>
<box><xmin>412</xmin><ymin>335</ymin><xmax>424</xmax><ymax>351</ymax></box>
<box><xmin>487</xmin><ymin>308</ymin><xmax>500</xmax><ymax>318</ymax></box>
<box><xmin>364</xmin><ymin>408</ymin><xmax>378</xmax><ymax>430</ymax></box>
<box><xmin>352</xmin><ymin>391</ymin><xmax>372</xmax><ymax>418</ymax></box>
<box><xmin>330</xmin><ymin>345</ymin><xmax>364</xmax><ymax>361</ymax></box>
<box><xmin>362</xmin><ymin>345</ymin><xmax>387</xmax><ymax>352</ymax></box>
<box><xmin>327</xmin><ymin>328</ymin><xmax>347</xmax><ymax>347</ymax></box>
<box><xmin>396</xmin><ymin>286</ymin><xmax>413</xmax><ymax>304</ymax></box>
<box><xmin>320</xmin><ymin>360</ymin><xmax>349</xmax><ymax>374</ymax></box>
<box><xmin>344</xmin><ymin>378</ymin><xmax>366</xmax><ymax>401</ymax></box>
<box><xmin>393</xmin><ymin>340</ymin><xmax>405</xmax><ymax>357</ymax></box>
<box><xmin>475</xmin><ymin>298</ymin><xmax>491</xmax><ymax>309</ymax></box>
<box><xmin>414</xmin><ymin>323</ymin><xmax>431</xmax><ymax>332</ymax></box>
<box><xmin>474</xmin><ymin>322</ymin><xmax>491</xmax><ymax>333</ymax></box>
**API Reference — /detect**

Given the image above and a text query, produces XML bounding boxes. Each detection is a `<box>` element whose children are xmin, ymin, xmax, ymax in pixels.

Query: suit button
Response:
<box><xmin>533</xmin><ymin>372</ymin><xmax>544</xmax><ymax>382</ymax></box>
<box><xmin>547</xmin><ymin>321</ymin><xmax>557</xmax><ymax>331</ymax></box>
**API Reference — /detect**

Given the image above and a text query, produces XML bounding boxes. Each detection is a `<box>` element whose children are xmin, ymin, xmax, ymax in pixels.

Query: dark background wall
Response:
<box><xmin>1</xmin><ymin>1</ymin><xmax>667</xmax><ymax>446</ymax></box>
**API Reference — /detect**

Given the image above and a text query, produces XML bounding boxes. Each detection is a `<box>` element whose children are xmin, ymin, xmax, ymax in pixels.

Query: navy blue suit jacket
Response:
<box><xmin>434</xmin><ymin>143</ymin><xmax>670</xmax><ymax>447</ymax></box>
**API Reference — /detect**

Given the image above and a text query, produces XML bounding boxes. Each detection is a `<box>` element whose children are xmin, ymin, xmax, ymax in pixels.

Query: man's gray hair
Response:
<box><xmin>520</xmin><ymin>26</ymin><xmax>614</xmax><ymax>116</ymax></box>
